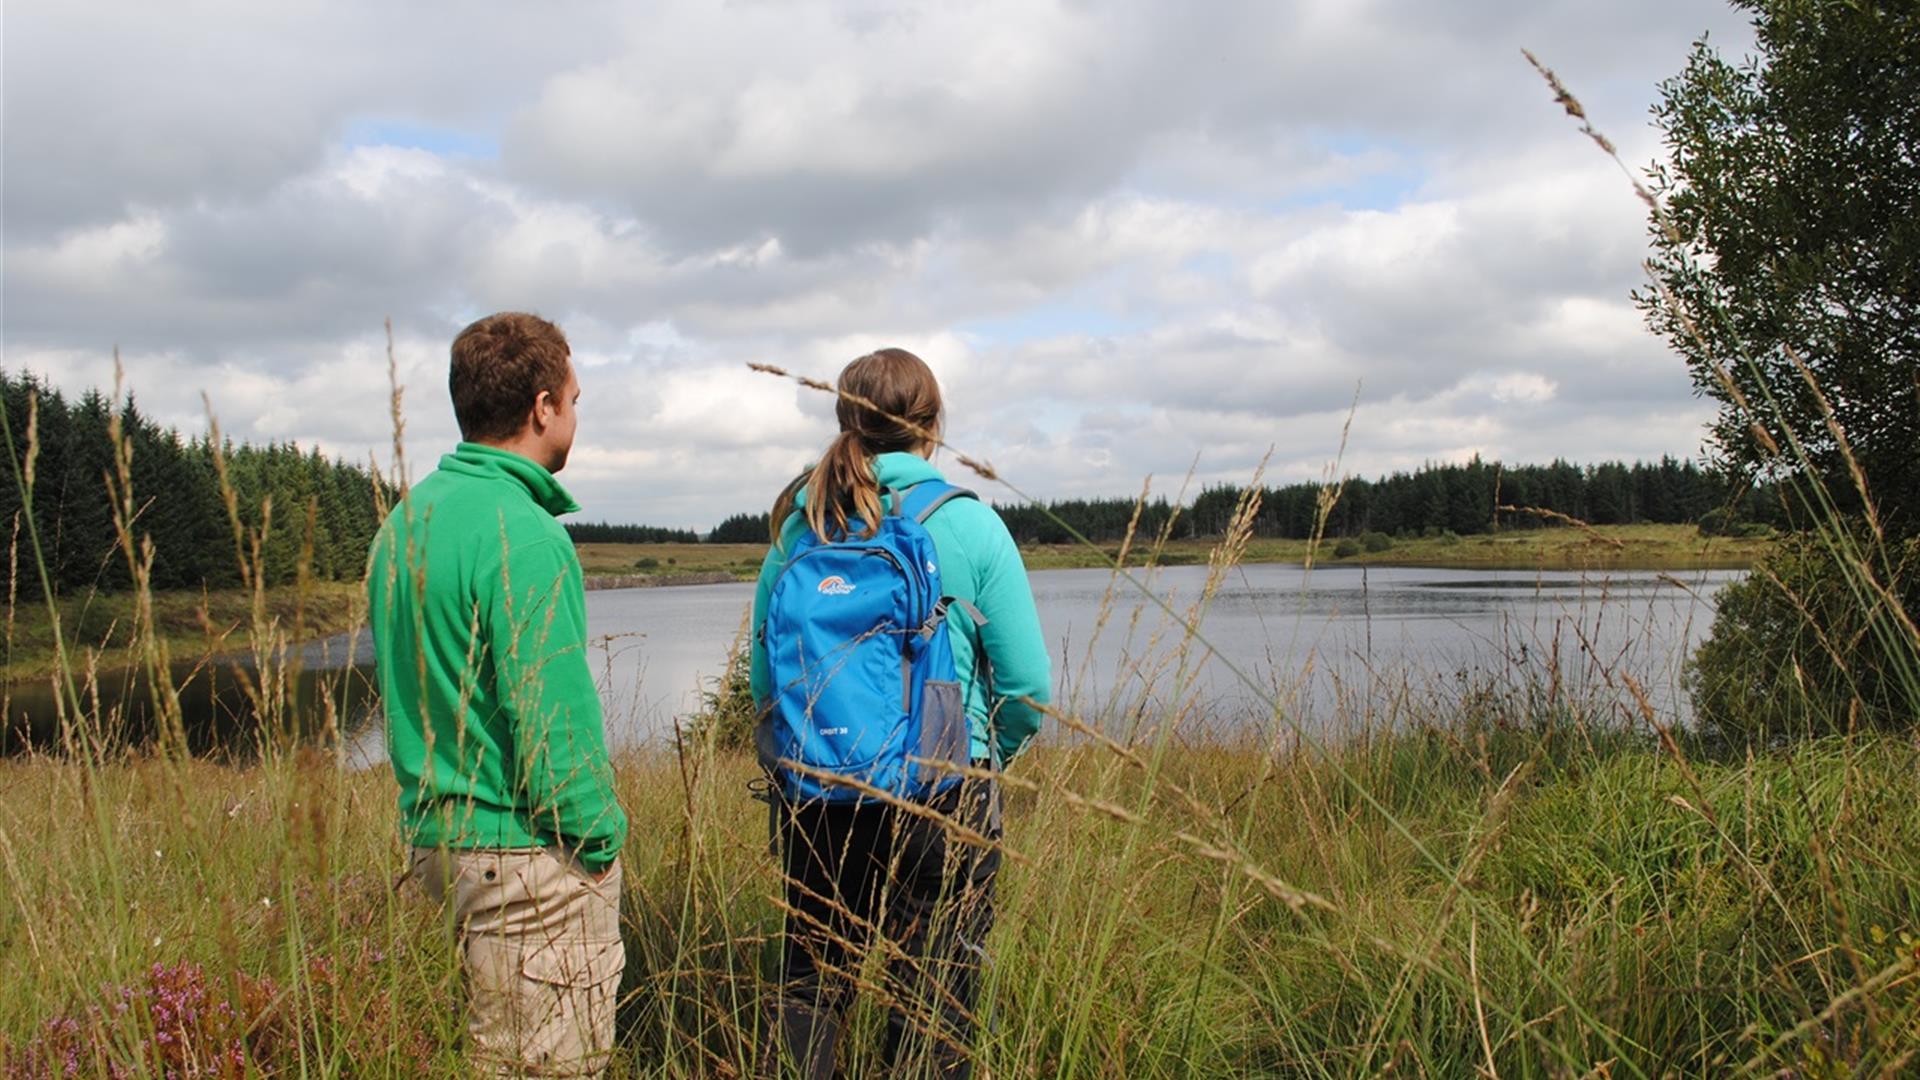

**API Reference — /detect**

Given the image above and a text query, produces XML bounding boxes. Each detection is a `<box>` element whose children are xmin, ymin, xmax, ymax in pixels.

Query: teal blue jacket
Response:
<box><xmin>748</xmin><ymin>452</ymin><xmax>1052</xmax><ymax>763</ymax></box>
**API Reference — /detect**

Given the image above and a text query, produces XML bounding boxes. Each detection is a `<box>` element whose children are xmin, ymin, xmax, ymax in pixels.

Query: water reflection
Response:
<box><xmin>3</xmin><ymin>633</ymin><xmax>379</xmax><ymax>759</ymax></box>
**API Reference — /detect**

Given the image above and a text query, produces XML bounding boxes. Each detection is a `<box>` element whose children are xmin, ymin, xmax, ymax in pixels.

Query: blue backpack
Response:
<box><xmin>756</xmin><ymin>480</ymin><xmax>986</xmax><ymax>805</ymax></box>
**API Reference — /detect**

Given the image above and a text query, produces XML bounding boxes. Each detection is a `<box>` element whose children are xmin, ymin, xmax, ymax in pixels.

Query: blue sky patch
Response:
<box><xmin>342</xmin><ymin>118</ymin><xmax>500</xmax><ymax>159</ymax></box>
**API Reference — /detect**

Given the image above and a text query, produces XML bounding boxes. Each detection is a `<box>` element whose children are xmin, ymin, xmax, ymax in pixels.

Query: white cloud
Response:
<box><xmin>1488</xmin><ymin>373</ymin><xmax>1559</xmax><ymax>405</ymax></box>
<box><xmin>2</xmin><ymin>0</ymin><xmax>1755</xmax><ymax>527</ymax></box>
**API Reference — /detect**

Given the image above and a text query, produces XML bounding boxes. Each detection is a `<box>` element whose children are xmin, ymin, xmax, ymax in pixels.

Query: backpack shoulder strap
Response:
<box><xmin>895</xmin><ymin>479</ymin><xmax>977</xmax><ymax>525</ymax></box>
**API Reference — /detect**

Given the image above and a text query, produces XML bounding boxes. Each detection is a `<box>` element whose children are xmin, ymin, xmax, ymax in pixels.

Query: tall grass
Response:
<box><xmin>5</xmin><ymin>684</ymin><xmax>1919</xmax><ymax>1075</ymax></box>
<box><xmin>6</xmin><ymin>351</ymin><xmax>1918</xmax><ymax>1077</ymax></box>
<box><xmin>5</xmin><ymin>71</ymin><xmax>1920</xmax><ymax>1080</ymax></box>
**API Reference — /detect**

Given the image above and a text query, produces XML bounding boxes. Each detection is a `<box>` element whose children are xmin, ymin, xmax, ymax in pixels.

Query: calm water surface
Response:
<box><xmin>571</xmin><ymin>563</ymin><xmax>1736</xmax><ymax>744</ymax></box>
<box><xmin>6</xmin><ymin>564</ymin><xmax>1738</xmax><ymax>760</ymax></box>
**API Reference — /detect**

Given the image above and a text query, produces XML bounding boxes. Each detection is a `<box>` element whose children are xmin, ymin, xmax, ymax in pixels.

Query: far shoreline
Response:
<box><xmin>7</xmin><ymin>524</ymin><xmax>1761</xmax><ymax>682</ymax></box>
<box><xmin>582</xmin><ymin>570</ymin><xmax>741</xmax><ymax>591</ymax></box>
<box><xmin>578</xmin><ymin>523</ymin><xmax>1766</xmax><ymax>584</ymax></box>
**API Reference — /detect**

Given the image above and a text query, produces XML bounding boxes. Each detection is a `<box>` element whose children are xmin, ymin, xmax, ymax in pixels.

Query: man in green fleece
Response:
<box><xmin>368</xmin><ymin>311</ymin><xmax>627</xmax><ymax>1078</ymax></box>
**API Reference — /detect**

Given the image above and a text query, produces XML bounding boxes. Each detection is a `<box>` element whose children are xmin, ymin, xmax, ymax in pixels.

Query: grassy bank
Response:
<box><xmin>2</xmin><ymin>580</ymin><xmax>364</xmax><ymax>682</ymax></box>
<box><xmin>1020</xmin><ymin>523</ymin><xmax>1767</xmax><ymax>573</ymax></box>
<box><xmin>575</xmin><ymin>542</ymin><xmax>768</xmax><ymax>582</ymax></box>
<box><xmin>3</xmin><ymin>720</ymin><xmax>1915</xmax><ymax>1076</ymax></box>
<box><xmin>4</xmin><ymin>541</ymin><xmax>744</xmax><ymax>685</ymax></box>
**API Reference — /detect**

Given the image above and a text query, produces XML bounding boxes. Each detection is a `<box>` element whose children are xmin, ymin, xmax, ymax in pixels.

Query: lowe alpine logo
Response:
<box><xmin>817</xmin><ymin>575</ymin><xmax>856</xmax><ymax>596</ymax></box>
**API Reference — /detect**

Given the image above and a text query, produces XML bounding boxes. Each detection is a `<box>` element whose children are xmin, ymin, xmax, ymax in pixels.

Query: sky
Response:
<box><xmin>1</xmin><ymin>0</ymin><xmax>1758</xmax><ymax>530</ymax></box>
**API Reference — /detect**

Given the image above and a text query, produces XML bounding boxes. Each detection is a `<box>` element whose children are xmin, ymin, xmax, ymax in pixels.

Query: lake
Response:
<box><xmin>586</xmin><ymin>562</ymin><xmax>1735</xmax><ymax>744</ymax></box>
<box><xmin>4</xmin><ymin>563</ymin><xmax>1739</xmax><ymax>760</ymax></box>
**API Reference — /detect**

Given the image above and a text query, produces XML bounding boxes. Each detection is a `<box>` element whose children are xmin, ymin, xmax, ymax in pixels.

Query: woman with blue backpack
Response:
<box><xmin>749</xmin><ymin>347</ymin><xmax>1052</xmax><ymax>1079</ymax></box>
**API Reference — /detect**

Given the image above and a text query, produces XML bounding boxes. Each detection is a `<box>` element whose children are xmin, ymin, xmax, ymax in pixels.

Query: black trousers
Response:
<box><xmin>765</xmin><ymin>773</ymin><xmax>1002</xmax><ymax>1080</ymax></box>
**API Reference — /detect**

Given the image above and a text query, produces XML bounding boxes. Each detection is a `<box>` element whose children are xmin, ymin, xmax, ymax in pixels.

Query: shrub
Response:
<box><xmin>1689</xmin><ymin>528</ymin><xmax>1920</xmax><ymax>745</ymax></box>
<box><xmin>1360</xmin><ymin>531</ymin><xmax>1393</xmax><ymax>553</ymax></box>
<box><xmin>1699</xmin><ymin>506</ymin><xmax>1773</xmax><ymax>540</ymax></box>
<box><xmin>683</xmin><ymin>640</ymin><xmax>756</xmax><ymax>751</ymax></box>
<box><xmin>1333</xmin><ymin>538</ymin><xmax>1361</xmax><ymax>559</ymax></box>
<box><xmin>635</xmin><ymin>557</ymin><xmax>660</xmax><ymax>571</ymax></box>
<box><xmin>1696</xmin><ymin>506</ymin><xmax>1736</xmax><ymax>537</ymax></box>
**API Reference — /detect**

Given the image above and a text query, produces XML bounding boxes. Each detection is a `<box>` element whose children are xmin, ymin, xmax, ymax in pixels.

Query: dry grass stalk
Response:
<box><xmin>1740</xmin><ymin>952</ymin><xmax>1920</xmax><ymax>1075</ymax></box>
<box><xmin>1495</xmin><ymin>505</ymin><xmax>1627</xmax><ymax>549</ymax></box>
<box><xmin>1522</xmin><ymin>48</ymin><xmax>1677</xmax><ymax>247</ymax></box>
<box><xmin>1199</xmin><ymin>451</ymin><xmax>1268</xmax><ymax>607</ymax></box>
<box><xmin>1470</xmin><ymin>917</ymin><xmax>1499</xmax><ymax>1080</ymax></box>
<box><xmin>746</xmin><ymin>363</ymin><xmax>994</xmax><ymax>489</ymax></box>
<box><xmin>1065</xmin><ymin>474</ymin><xmax>1159</xmax><ymax>707</ymax></box>
<box><xmin>7</xmin><ymin>511</ymin><xmax>20</xmax><ymax>705</ymax></box>
<box><xmin>1304</xmin><ymin>386</ymin><xmax>1359</xmax><ymax>574</ymax></box>
<box><xmin>1785</xmin><ymin>344</ymin><xmax>1880</xmax><ymax>540</ymax></box>
<box><xmin>384</xmin><ymin>317</ymin><xmax>409</xmax><ymax>493</ymax></box>
<box><xmin>771</xmin><ymin>759</ymin><xmax>1021</xmax><ymax>864</ymax></box>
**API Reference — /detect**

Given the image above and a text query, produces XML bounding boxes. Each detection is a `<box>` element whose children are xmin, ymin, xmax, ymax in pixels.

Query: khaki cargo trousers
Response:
<box><xmin>410</xmin><ymin>847</ymin><xmax>625</xmax><ymax>1078</ymax></box>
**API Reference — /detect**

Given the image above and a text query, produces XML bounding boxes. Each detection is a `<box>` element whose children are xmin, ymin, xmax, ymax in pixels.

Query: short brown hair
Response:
<box><xmin>448</xmin><ymin>312</ymin><xmax>572</xmax><ymax>442</ymax></box>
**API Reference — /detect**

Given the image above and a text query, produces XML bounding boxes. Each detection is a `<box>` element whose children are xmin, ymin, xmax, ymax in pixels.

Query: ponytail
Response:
<box><xmin>767</xmin><ymin>469</ymin><xmax>811</xmax><ymax>549</ymax></box>
<box><xmin>804</xmin><ymin>431</ymin><xmax>885</xmax><ymax>540</ymax></box>
<box><xmin>776</xmin><ymin>347</ymin><xmax>943</xmax><ymax>544</ymax></box>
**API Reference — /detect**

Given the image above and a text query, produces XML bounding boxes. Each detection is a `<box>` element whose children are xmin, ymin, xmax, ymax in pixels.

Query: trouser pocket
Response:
<box><xmin>460</xmin><ymin>855</ymin><xmax>626</xmax><ymax>1078</ymax></box>
<box><xmin>463</xmin><ymin>933</ymin><xmax>622</xmax><ymax>1078</ymax></box>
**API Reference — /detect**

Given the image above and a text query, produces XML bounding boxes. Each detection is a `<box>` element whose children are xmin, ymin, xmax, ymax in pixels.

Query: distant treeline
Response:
<box><xmin>2</xmin><ymin>371</ymin><xmax>389</xmax><ymax>597</ymax></box>
<box><xmin>674</xmin><ymin>457</ymin><xmax>1761</xmax><ymax>547</ymax></box>
<box><xmin>702</xmin><ymin>497</ymin><xmax>1187</xmax><ymax>546</ymax></box>
<box><xmin>708</xmin><ymin>512</ymin><xmax>772</xmax><ymax>544</ymax></box>
<box><xmin>1179</xmin><ymin>456</ymin><xmax>1761</xmax><ymax>543</ymax></box>
<box><xmin>681</xmin><ymin>457</ymin><xmax>1759</xmax><ymax>546</ymax></box>
<box><xmin>993</xmin><ymin>497</ymin><xmax>1187</xmax><ymax>546</ymax></box>
<box><xmin>7</xmin><ymin>365</ymin><xmax>1760</xmax><ymax>586</ymax></box>
<box><xmin>565</xmin><ymin>521</ymin><xmax>699</xmax><ymax>544</ymax></box>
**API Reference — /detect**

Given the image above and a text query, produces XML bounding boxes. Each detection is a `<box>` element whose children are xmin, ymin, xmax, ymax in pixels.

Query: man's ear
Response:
<box><xmin>529</xmin><ymin>389</ymin><xmax>555</xmax><ymax>433</ymax></box>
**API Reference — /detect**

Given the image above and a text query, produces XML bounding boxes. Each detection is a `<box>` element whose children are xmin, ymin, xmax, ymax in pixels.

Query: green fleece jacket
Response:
<box><xmin>367</xmin><ymin>442</ymin><xmax>627</xmax><ymax>871</ymax></box>
<box><xmin>749</xmin><ymin>452</ymin><xmax>1052</xmax><ymax>763</ymax></box>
